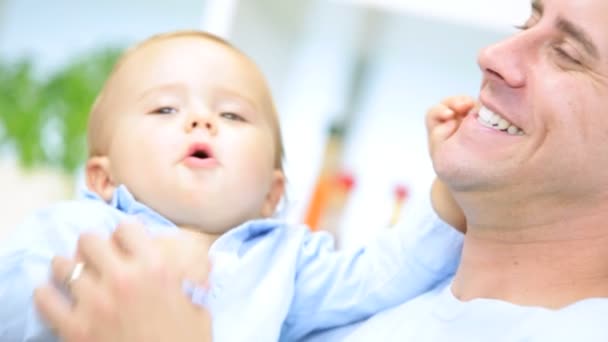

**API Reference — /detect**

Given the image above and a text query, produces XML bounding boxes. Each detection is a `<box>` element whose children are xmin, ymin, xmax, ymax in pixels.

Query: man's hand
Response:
<box><xmin>153</xmin><ymin>232</ymin><xmax>212</xmax><ymax>289</ymax></box>
<box><xmin>34</xmin><ymin>222</ymin><xmax>212</xmax><ymax>342</ymax></box>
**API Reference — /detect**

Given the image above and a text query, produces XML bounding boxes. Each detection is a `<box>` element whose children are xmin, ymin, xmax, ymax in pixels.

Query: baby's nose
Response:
<box><xmin>189</xmin><ymin>118</ymin><xmax>216</xmax><ymax>134</ymax></box>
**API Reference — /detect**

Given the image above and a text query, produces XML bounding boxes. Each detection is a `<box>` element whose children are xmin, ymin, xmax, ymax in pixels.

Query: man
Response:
<box><xmin>34</xmin><ymin>0</ymin><xmax>608</xmax><ymax>340</ymax></box>
<box><xmin>314</xmin><ymin>0</ymin><xmax>608</xmax><ymax>339</ymax></box>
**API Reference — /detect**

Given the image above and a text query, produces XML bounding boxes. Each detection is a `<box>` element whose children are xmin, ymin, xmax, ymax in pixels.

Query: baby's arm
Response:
<box><xmin>280</xmin><ymin>97</ymin><xmax>476</xmax><ymax>340</ymax></box>
<box><xmin>427</xmin><ymin>96</ymin><xmax>476</xmax><ymax>233</ymax></box>
<box><xmin>431</xmin><ymin>179</ymin><xmax>465</xmax><ymax>233</ymax></box>
<box><xmin>281</xmin><ymin>200</ymin><xmax>464</xmax><ymax>340</ymax></box>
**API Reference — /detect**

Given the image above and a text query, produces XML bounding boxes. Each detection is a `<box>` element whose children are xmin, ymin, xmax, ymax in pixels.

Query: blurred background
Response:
<box><xmin>0</xmin><ymin>0</ymin><xmax>528</xmax><ymax>246</ymax></box>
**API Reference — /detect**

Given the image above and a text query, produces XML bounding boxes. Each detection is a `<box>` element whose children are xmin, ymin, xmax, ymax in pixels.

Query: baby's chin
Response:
<box><xmin>167</xmin><ymin>208</ymin><xmax>265</xmax><ymax>238</ymax></box>
<box><xmin>175</xmin><ymin>224</ymin><xmax>228</xmax><ymax>237</ymax></box>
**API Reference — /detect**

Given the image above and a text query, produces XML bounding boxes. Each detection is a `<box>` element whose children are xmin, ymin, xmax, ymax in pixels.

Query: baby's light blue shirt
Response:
<box><xmin>0</xmin><ymin>186</ymin><xmax>463</xmax><ymax>341</ymax></box>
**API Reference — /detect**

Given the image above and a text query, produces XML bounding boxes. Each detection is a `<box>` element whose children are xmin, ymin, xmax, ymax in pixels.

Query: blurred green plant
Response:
<box><xmin>0</xmin><ymin>47</ymin><xmax>122</xmax><ymax>174</ymax></box>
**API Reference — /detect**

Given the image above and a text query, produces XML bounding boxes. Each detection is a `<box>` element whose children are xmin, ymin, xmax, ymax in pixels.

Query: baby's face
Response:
<box><xmin>100</xmin><ymin>37</ymin><xmax>283</xmax><ymax>234</ymax></box>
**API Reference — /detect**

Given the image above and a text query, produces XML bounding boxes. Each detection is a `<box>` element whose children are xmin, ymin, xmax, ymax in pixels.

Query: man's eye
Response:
<box><xmin>151</xmin><ymin>107</ymin><xmax>177</xmax><ymax>114</ymax></box>
<box><xmin>220</xmin><ymin>112</ymin><xmax>245</xmax><ymax>121</ymax></box>
<box><xmin>553</xmin><ymin>47</ymin><xmax>582</xmax><ymax>65</ymax></box>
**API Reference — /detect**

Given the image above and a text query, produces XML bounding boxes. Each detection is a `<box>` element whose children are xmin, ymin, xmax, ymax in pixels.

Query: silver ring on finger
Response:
<box><xmin>64</xmin><ymin>262</ymin><xmax>85</xmax><ymax>292</ymax></box>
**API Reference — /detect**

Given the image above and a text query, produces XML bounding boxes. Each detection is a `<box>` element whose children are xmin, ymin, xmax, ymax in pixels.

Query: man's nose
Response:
<box><xmin>477</xmin><ymin>33</ymin><xmax>529</xmax><ymax>88</ymax></box>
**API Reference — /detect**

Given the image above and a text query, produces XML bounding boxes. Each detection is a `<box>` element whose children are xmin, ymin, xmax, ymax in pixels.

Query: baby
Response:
<box><xmin>0</xmin><ymin>30</ymin><xmax>465</xmax><ymax>341</ymax></box>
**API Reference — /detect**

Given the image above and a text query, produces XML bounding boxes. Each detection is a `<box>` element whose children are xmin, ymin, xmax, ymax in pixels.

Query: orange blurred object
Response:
<box><xmin>305</xmin><ymin>171</ymin><xmax>356</xmax><ymax>232</ymax></box>
<box><xmin>304</xmin><ymin>175</ymin><xmax>331</xmax><ymax>231</ymax></box>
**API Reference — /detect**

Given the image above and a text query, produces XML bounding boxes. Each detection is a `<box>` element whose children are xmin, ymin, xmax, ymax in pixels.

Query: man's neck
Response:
<box><xmin>452</xmin><ymin>212</ymin><xmax>608</xmax><ymax>308</ymax></box>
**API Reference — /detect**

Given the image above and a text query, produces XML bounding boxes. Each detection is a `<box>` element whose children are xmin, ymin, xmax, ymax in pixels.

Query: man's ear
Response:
<box><xmin>85</xmin><ymin>156</ymin><xmax>116</xmax><ymax>202</ymax></box>
<box><xmin>261</xmin><ymin>170</ymin><xmax>285</xmax><ymax>218</ymax></box>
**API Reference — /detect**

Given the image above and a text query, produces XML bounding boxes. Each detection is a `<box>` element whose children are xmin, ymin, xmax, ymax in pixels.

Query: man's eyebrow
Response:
<box><xmin>556</xmin><ymin>17</ymin><xmax>599</xmax><ymax>60</ymax></box>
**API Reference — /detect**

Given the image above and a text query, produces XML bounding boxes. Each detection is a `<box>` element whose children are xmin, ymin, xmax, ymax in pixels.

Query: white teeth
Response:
<box><xmin>477</xmin><ymin>106</ymin><xmax>524</xmax><ymax>136</ymax></box>
<box><xmin>479</xmin><ymin>107</ymin><xmax>493</xmax><ymax>121</ymax></box>
<box><xmin>497</xmin><ymin>118</ymin><xmax>510</xmax><ymax>130</ymax></box>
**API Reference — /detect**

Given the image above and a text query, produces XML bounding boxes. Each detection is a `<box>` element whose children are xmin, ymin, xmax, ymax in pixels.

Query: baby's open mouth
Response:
<box><xmin>191</xmin><ymin>150</ymin><xmax>210</xmax><ymax>159</ymax></box>
<box><xmin>183</xmin><ymin>143</ymin><xmax>218</xmax><ymax>168</ymax></box>
<box><xmin>184</xmin><ymin>143</ymin><xmax>215</xmax><ymax>164</ymax></box>
<box><xmin>187</xmin><ymin>142</ymin><xmax>213</xmax><ymax>158</ymax></box>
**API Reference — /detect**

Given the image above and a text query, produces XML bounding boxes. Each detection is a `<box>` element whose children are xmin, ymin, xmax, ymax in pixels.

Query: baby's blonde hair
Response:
<box><xmin>87</xmin><ymin>30</ymin><xmax>284</xmax><ymax>172</ymax></box>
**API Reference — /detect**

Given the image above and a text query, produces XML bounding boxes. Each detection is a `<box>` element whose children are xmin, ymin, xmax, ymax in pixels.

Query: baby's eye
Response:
<box><xmin>220</xmin><ymin>112</ymin><xmax>245</xmax><ymax>121</ymax></box>
<box><xmin>151</xmin><ymin>106</ymin><xmax>178</xmax><ymax>115</ymax></box>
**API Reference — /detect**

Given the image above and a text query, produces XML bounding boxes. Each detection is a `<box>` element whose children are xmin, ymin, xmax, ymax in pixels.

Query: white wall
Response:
<box><xmin>0</xmin><ymin>0</ymin><xmax>206</xmax><ymax>74</ymax></box>
<box><xmin>337</xmin><ymin>0</ymin><xmax>530</xmax><ymax>32</ymax></box>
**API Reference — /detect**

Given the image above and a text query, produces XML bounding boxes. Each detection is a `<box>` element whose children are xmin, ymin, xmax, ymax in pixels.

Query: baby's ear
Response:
<box><xmin>85</xmin><ymin>156</ymin><xmax>116</xmax><ymax>202</ymax></box>
<box><xmin>261</xmin><ymin>170</ymin><xmax>285</xmax><ymax>217</ymax></box>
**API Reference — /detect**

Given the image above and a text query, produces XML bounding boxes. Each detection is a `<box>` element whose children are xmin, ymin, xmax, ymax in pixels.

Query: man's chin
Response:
<box><xmin>432</xmin><ymin>144</ymin><xmax>466</xmax><ymax>175</ymax></box>
<box><xmin>433</xmin><ymin>154</ymin><xmax>483</xmax><ymax>192</ymax></box>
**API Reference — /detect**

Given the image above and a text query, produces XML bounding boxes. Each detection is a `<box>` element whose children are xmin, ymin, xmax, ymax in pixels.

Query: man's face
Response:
<box><xmin>434</xmin><ymin>0</ymin><xmax>608</xmax><ymax>205</ymax></box>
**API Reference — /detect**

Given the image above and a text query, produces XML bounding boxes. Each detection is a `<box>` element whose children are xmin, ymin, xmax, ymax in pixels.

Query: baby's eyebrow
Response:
<box><xmin>214</xmin><ymin>88</ymin><xmax>260</xmax><ymax>113</ymax></box>
<box><xmin>137</xmin><ymin>83</ymin><xmax>187</xmax><ymax>101</ymax></box>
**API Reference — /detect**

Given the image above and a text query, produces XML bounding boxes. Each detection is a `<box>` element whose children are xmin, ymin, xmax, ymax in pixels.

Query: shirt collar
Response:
<box><xmin>81</xmin><ymin>185</ymin><xmax>176</xmax><ymax>232</ymax></box>
<box><xmin>210</xmin><ymin>218</ymin><xmax>286</xmax><ymax>255</ymax></box>
<box><xmin>80</xmin><ymin>185</ymin><xmax>284</xmax><ymax>241</ymax></box>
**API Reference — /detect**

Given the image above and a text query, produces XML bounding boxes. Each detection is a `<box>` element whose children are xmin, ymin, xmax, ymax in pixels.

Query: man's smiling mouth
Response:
<box><xmin>477</xmin><ymin>106</ymin><xmax>524</xmax><ymax>136</ymax></box>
